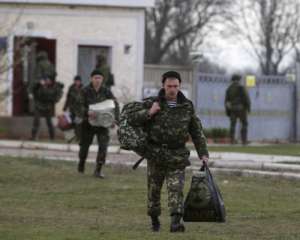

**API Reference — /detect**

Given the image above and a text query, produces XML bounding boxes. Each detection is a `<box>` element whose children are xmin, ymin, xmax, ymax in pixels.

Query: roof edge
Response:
<box><xmin>0</xmin><ymin>0</ymin><xmax>155</xmax><ymax>8</ymax></box>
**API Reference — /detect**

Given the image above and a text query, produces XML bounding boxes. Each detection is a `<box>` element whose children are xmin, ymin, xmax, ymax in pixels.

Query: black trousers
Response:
<box><xmin>78</xmin><ymin>121</ymin><xmax>109</xmax><ymax>167</ymax></box>
<box><xmin>31</xmin><ymin>109</ymin><xmax>55</xmax><ymax>140</ymax></box>
<box><xmin>70</xmin><ymin>112</ymin><xmax>81</xmax><ymax>141</ymax></box>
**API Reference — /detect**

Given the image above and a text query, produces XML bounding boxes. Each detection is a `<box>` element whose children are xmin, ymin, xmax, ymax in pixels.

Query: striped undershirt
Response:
<box><xmin>167</xmin><ymin>100</ymin><xmax>177</xmax><ymax>108</ymax></box>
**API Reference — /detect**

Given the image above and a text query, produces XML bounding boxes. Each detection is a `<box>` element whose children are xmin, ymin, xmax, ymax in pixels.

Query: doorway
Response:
<box><xmin>77</xmin><ymin>45</ymin><xmax>111</xmax><ymax>86</ymax></box>
<box><xmin>12</xmin><ymin>36</ymin><xmax>56</xmax><ymax>116</ymax></box>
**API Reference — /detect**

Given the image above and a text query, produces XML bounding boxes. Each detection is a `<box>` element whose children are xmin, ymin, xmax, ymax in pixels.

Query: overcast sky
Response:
<box><xmin>198</xmin><ymin>0</ymin><xmax>297</xmax><ymax>75</ymax></box>
<box><xmin>208</xmin><ymin>39</ymin><xmax>259</xmax><ymax>73</ymax></box>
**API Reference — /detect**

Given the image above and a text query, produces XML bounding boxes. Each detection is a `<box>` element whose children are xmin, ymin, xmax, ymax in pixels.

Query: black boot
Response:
<box><xmin>241</xmin><ymin>129</ymin><xmax>248</xmax><ymax>145</ymax></box>
<box><xmin>77</xmin><ymin>160</ymin><xmax>85</xmax><ymax>173</ymax></box>
<box><xmin>31</xmin><ymin>130</ymin><xmax>37</xmax><ymax>141</ymax></box>
<box><xmin>150</xmin><ymin>216</ymin><xmax>160</xmax><ymax>232</ymax></box>
<box><xmin>94</xmin><ymin>164</ymin><xmax>105</xmax><ymax>179</ymax></box>
<box><xmin>170</xmin><ymin>214</ymin><xmax>185</xmax><ymax>233</ymax></box>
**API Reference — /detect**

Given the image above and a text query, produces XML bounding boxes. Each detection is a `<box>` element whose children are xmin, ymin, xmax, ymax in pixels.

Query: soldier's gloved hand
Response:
<box><xmin>200</xmin><ymin>156</ymin><xmax>209</xmax><ymax>164</ymax></box>
<box><xmin>148</xmin><ymin>102</ymin><xmax>161</xmax><ymax>117</ymax></box>
<box><xmin>74</xmin><ymin>117</ymin><xmax>83</xmax><ymax>124</ymax></box>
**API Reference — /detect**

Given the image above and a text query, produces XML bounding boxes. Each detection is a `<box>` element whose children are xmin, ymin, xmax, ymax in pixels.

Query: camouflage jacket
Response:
<box><xmin>33</xmin><ymin>81</ymin><xmax>64</xmax><ymax>112</ymax></box>
<box><xmin>63</xmin><ymin>83</ymin><xmax>82</xmax><ymax>114</ymax></box>
<box><xmin>35</xmin><ymin>59</ymin><xmax>56</xmax><ymax>80</ymax></box>
<box><xmin>132</xmin><ymin>89</ymin><xmax>208</xmax><ymax>169</ymax></box>
<box><xmin>28</xmin><ymin>60</ymin><xmax>56</xmax><ymax>94</ymax></box>
<box><xmin>225</xmin><ymin>82</ymin><xmax>251</xmax><ymax>112</ymax></box>
<box><xmin>97</xmin><ymin>65</ymin><xmax>114</xmax><ymax>89</ymax></box>
<box><xmin>76</xmin><ymin>83</ymin><xmax>120</xmax><ymax>123</ymax></box>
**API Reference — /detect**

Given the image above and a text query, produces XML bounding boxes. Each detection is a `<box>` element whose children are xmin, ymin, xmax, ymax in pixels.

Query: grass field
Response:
<box><xmin>207</xmin><ymin>144</ymin><xmax>300</xmax><ymax>157</ymax></box>
<box><xmin>0</xmin><ymin>156</ymin><xmax>300</xmax><ymax>240</ymax></box>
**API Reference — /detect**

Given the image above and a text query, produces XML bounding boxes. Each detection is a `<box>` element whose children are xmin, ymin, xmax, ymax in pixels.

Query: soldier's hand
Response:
<box><xmin>110</xmin><ymin>121</ymin><xmax>117</xmax><ymax>128</ymax></box>
<box><xmin>40</xmin><ymin>79</ymin><xmax>46</xmax><ymax>85</ymax></box>
<box><xmin>74</xmin><ymin>117</ymin><xmax>83</xmax><ymax>124</ymax></box>
<box><xmin>148</xmin><ymin>102</ymin><xmax>161</xmax><ymax>117</ymax></box>
<box><xmin>88</xmin><ymin>111</ymin><xmax>97</xmax><ymax>120</ymax></box>
<box><xmin>201</xmin><ymin>156</ymin><xmax>209</xmax><ymax>164</ymax></box>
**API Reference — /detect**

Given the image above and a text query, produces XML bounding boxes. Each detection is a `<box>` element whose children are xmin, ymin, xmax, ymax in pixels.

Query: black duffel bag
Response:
<box><xmin>183</xmin><ymin>162</ymin><xmax>226</xmax><ymax>222</ymax></box>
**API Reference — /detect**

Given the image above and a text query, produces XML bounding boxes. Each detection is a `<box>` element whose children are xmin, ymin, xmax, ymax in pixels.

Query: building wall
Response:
<box><xmin>0</xmin><ymin>3</ymin><xmax>145</xmax><ymax>116</ymax></box>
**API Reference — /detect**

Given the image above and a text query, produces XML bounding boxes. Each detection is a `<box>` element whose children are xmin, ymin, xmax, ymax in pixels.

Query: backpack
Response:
<box><xmin>226</xmin><ymin>84</ymin><xmax>246</xmax><ymax>111</ymax></box>
<box><xmin>183</xmin><ymin>162</ymin><xmax>226</xmax><ymax>222</ymax></box>
<box><xmin>117</xmin><ymin>102</ymin><xmax>148</xmax><ymax>159</ymax></box>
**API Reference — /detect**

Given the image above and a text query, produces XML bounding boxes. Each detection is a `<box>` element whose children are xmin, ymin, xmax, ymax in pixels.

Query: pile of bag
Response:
<box><xmin>57</xmin><ymin>112</ymin><xmax>73</xmax><ymax>131</ymax></box>
<box><xmin>117</xmin><ymin>102</ymin><xmax>148</xmax><ymax>156</ymax></box>
<box><xmin>183</xmin><ymin>162</ymin><xmax>226</xmax><ymax>222</ymax></box>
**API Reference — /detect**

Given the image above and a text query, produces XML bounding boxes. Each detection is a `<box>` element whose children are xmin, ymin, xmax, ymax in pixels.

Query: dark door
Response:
<box><xmin>13</xmin><ymin>37</ymin><xmax>56</xmax><ymax>116</ymax></box>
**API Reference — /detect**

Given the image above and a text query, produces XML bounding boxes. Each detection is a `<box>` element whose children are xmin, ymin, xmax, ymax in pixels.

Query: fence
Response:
<box><xmin>196</xmin><ymin>73</ymin><xmax>296</xmax><ymax>141</ymax></box>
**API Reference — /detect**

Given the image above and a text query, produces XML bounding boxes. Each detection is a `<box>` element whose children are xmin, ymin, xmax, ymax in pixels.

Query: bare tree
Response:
<box><xmin>0</xmin><ymin>9</ymin><xmax>30</xmax><ymax>102</ymax></box>
<box><xmin>292</xmin><ymin>11</ymin><xmax>300</xmax><ymax>63</ymax></box>
<box><xmin>145</xmin><ymin>0</ymin><xmax>231</xmax><ymax>65</ymax></box>
<box><xmin>227</xmin><ymin>0</ymin><xmax>300</xmax><ymax>75</ymax></box>
<box><xmin>195</xmin><ymin>56</ymin><xmax>227</xmax><ymax>74</ymax></box>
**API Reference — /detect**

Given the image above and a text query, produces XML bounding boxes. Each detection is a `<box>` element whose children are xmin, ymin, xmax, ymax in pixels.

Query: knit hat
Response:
<box><xmin>162</xmin><ymin>71</ymin><xmax>182</xmax><ymax>83</ymax></box>
<box><xmin>74</xmin><ymin>75</ymin><xmax>82</xmax><ymax>81</ymax></box>
<box><xmin>90</xmin><ymin>69</ymin><xmax>104</xmax><ymax>77</ymax></box>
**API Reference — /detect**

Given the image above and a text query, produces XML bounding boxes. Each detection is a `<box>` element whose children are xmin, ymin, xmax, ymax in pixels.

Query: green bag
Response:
<box><xmin>117</xmin><ymin>102</ymin><xmax>148</xmax><ymax>157</ymax></box>
<box><xmin>183</xmin><ymin>163</ymin><xmax>226</xmax><ymax>222</ymax></box>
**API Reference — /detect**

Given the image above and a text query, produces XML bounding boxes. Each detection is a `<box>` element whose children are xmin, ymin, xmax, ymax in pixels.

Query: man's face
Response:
<box><xmin>91</xmin><ymin>75</ymin><xmax>104</xmax><ymax>88</ymax></box>
<box><xmin>163</xmin><ymin>78</ymin><xmax>180</xmax><ymax>100</ymax></box>
<box><xmin>74</xmin><ymin>79</ymin><xmax>81</xmax><ymax>87</ymax></box>
<box><xmin>45</xmin><ymin>78</ymin><xmax>52</xmax><ymax>86</ymax></box>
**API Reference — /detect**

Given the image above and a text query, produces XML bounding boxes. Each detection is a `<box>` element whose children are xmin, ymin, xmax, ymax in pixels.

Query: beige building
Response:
<box><xmin>0</xmin><ymin>0</ymin><xmax>154</xmax><ymax>117</ymax></box>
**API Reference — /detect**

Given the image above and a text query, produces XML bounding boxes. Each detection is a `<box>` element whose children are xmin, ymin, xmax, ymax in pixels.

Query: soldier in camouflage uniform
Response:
<box><xmin>29</xmin><ymin>51</ymin><xmax>56</xmax><ymax>93</ymax></box>
<box><xmin>95</xmin><ymin>55</ymin><xmax>114</xmax><ymax>90</ymax></box>
<box><xmin>76</xmin><ymin>69</ymin><xmax>119</xmax><ymax>178</ymax></box>
<box><xmin>225</xmin><ymin>74</ymin><xmax>251</xmax><ymax>145</ymax></box>
<box><xmin>132</xmin><ymin>71</ymin><xmax>209</xmax><ymax>232</ymax></box>
<box><xmin>28</xmin><ymin>51</ymin><xmax>56</xmax><ymax>113</ymax></box>
<box><xmin>31</xmin><ymin>77</ymin><xmax>64</xmax><ymax>140</ymax></box>
<box><xmin>63</xmin><ymin>75</ymin><xmax>83</xmax><ymax>140</ymax></box>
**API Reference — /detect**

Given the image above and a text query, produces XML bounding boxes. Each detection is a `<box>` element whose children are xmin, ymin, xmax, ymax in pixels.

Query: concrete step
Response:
<box><xmin>203</xmin><ymin>167</ymin><xmax>300</xmax><ymax>181</ymax></box>
<box><xmin>1</xmin><ymin>139</ymin><xmax>300</xmax><ymax>181</ymax></box>
<box><xmin>211</xmin><ymin>160</ymin><xmax>300</xmax><ymax>173</ymax></box>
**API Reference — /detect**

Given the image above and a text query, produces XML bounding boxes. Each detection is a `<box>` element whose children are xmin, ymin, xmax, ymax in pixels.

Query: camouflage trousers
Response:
<box><xmin>229</xmin><ymin>110</ymin><xmax>248</xmax><ymax>144</ymax></box>
<box><xmin>79</xmin><ymin>121</ymin><xmax>109</xmax><ymax>167</ymax></box>
<box><xmin>147</xmin><ymin>159</ymin><xmax>185</xmax><ymax>217</ymax></box>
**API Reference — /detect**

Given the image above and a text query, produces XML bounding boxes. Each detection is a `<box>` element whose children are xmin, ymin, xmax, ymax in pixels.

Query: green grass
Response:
<box><xmin>207</xmin><ymin>144</ymin><xmax>300</xmax><ymax>156</ymax></box>
<box><xmin>0</xmin><ymin>156</ymin><xmax>300</xmax><ymax>240</ymax></box>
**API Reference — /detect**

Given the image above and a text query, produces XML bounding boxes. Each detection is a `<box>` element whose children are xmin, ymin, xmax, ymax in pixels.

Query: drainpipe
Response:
<box><xmin>295</xmin><ymin>62</ymin><xmax>300</xmax><ymax>142</ymax></box>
